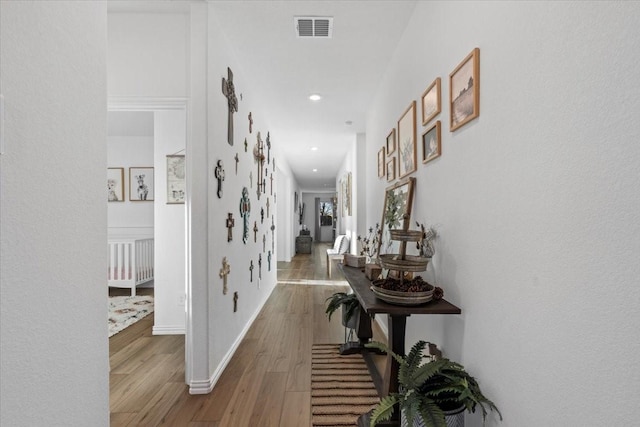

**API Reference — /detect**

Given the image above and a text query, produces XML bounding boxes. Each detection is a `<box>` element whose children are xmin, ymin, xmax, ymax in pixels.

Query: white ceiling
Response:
<box><xmin>211</xmin><ymin>1</ymin><xmax>417</xmax><ymax>191</ymax></box>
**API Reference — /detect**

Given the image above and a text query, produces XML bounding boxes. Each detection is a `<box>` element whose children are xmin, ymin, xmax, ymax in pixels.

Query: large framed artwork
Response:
<box><xmin>166</xmin><ymin>155</ymin><xmax>185</xmax><ymax>204</ymax></box>
<box><xmin>129</xmin><ymin>167</ymin><xmax>154</xmax><ymax>201</ymax></box>
<box><xmin>421</xmin><ymin>77</ymin><xmax>441</xmax><ymax>125</ymax></box>
<box><xmin>107</xmin><ymin>167</ymin><xmax>125</xmax><ymax>202</ymax></box>
<box><xmin>422</xmin><ymin>121</ymin><xmax>441</xmax><ymax>164</ymax></box>
<box><xmin>450</xmin><ymin>47</ymin><xmax>480</xmax><ymax>131</ymax></box>
<box><xmin>377</xmin><ymin>177</ymin><xmax>416</xmax><ymax>257</ymax></box>
<box><xmin>397</xmin><ymin>100</ymin><xmax>417</xmax><ymax>179</ymax></box>
<box><xmin>378</xmin><ymin>147</ymin><xmax>386</xmax><ymax>178</ymax></box>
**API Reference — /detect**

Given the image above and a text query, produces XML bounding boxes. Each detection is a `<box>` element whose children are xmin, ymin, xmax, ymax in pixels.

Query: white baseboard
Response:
<box><xmin>188</xmin><ymin>284</ymin><xmax>277</xmax><ymax>395</ymax></box>
<box><xmin>152</xmin><ymin>325</ymin><xmax>185</xmax><ymax>335</ymax></box>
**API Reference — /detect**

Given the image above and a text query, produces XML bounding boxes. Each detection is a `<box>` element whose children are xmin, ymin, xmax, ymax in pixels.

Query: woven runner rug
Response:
<box><xmin>108</xmin><ymin>295</ymin><xmax>154</xmax><ymax>337</ymax></box>
<box><xmin>311</xmin><ymin>344</ymin><xmax>379</xmax><ymax>427</ymax></box>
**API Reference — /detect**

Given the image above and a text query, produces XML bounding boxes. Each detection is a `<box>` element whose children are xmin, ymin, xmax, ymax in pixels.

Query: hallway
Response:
<box><xmin>109</xmin><ymin>243</ymin><xmax>382</xmax><ymax>426</ymax></box>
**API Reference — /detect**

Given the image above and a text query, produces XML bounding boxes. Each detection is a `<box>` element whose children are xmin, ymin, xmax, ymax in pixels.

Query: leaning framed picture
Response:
<box><xmin>422</xmin><ymin>120</ymin><xmax>442</xmax><ymax>164</ymax></box>
<box><xmin>378</xmin><ymin>147</ymin><xmax>386</xmax><ymax>178</ymax></box>
<box><xmin>386</xmin><ymin>129</ymin><xmax>396</xmax><ymax>155</ymax></box>
<box><xmin>450</xmin><ymin>47</ymin><xmax>480</xmax><ymax>131</ymax></box>
<box><xmin>386</xmin><ymin>157</ymin><xmax>396</xmax><ymax>182</ymax></box>
<box><xmin>129</xmin><ymin>167</ymin><xmax>154</xmax><ymax>201</ymax></box>
<box><xmin>166</xmin><ymin>155</ymin><xmax>185</xmax><ymax>204</ymax></box>
<box><xmin>107</xmin><ymin>167</ymin><xmax>125</xmax><ymax>202</ymax></box>
<box><xmin>397</xmin><ymin>100</ymin><xmax>417</xmax><ymax>179</ymax></box>
<box><xmin>421</xmin><ymin>77</ymin><xmax>441</xmax><ymax>125</ymax></box>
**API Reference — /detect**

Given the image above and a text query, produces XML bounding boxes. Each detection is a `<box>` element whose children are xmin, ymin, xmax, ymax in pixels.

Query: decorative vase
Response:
<box><xmin>341</xmin><ymin>304</ymin><xmax>359</xmax><ymax>330</ymax></box>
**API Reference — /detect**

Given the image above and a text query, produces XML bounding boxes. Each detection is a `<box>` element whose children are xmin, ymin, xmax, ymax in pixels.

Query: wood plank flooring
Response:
<box><xmin>110</xmin><ymin>243</ymin><xmax>386</xmax><ymax>426</ymax></box>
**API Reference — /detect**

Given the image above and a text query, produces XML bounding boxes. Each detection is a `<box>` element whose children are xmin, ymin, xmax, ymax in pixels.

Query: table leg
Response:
<box><xmin>383</xmin><ymin>314</ymin><xmax>407</xmax><ymax>423</ymax></box>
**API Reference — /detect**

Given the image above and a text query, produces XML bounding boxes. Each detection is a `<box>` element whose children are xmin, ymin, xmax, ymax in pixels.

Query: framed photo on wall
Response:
<box><xmin>450</xmin><ymin>47</ymin><xmax>480</xmax><ymax>131</ymax></box>
<box><xmin>386</xmin><ymin>157</ymin><xmax>396</xmax><ymax>182</ymax></box>
<box><xmin>397</xmin><ymin>100</ymin><xmax>417</xmax><ymax>179</ymax></box>
<box><xmin>129</xmin><ymin>167</ymin><xmax>154</xmax><ymax>201</ymax></box>
<box><xmin>378</xmin><ymin>147</ymin><xmax>386</xmax><ymax>178</ymax></box>
<box><xmin>107</xmin><ymin>167</ymin><xmax>125</xmax><ymax>202</ymax></box>
<box><xmin>386</xmin><ymin>129</ymin><xmax>396</xmax><ymax>155</ymax></box>
<box><xmin>421</xmin><ymin>77</ymin><xmax>441</xmax><ymax>125</ymax></box>
<box><xmin>166</xmin><ymin>155</ymin><xmax>185</xmax><ymax>204</ymax></box>
<box><xmin>422</xmin><ymin>120</ymin><xmax>442</xmax><ymax>164</ymax></box>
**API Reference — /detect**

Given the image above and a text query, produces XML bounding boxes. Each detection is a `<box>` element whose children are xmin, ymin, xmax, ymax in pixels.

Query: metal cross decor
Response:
<box><xmin>258</xmin><ymin>253</ymin><xmax>262</xmax><ymax>280</ymax></box>
<box><xmin>270</xmin><ymin>173</ymin><xmax>273</xmax><ymax>196</ymax></box>
<box><xmin>249</xmin><ymin>171</ymin><xmax>252</xmax><ymax>188</ymax></box>
<box><xmin>249</xmin><ymin>260</ymin><xmax>254</xmax><ymax>282</ymax></box>
<box><xmin>262</xmin><ymin>234</ymin><xmax>266</xmax><ymax>252</ymax></box>
<box><xmin>215</xmin><ymin>160</ymin><xmax>225</xmax><ymax>198</ymax></box>
<box><xmin>239</xmin><ymin>187</ymin><xmax>251</xmax><ymax>244</ymax></box>
<box><xmin>221</xmin><ymin>67</ymin><xmax>238</xmax><ymax>146</ymax></box>
<box><xmin>253</xmin><ymin>132</ymin><xmax>265</xmax><ymax>200</ymax></box>
<box><xmin>267</xmin><ymin>250</ymin><xmax>271</xmax><ymax>271</ymax></box>
<box><xmin>219</xmin><ymin>257</ymin><xmax>230</xmax><ymax>295</ymax></box>
<box><xmin>234</xmin><ymin>153</ymin><xmax>239</xmax><ymax>175</ymax></box>
<box><xmin>226</xmin><ymin>213</ymin><xmax>235</xmax><ymax>242</ymax></box>
<box><xmin>270</xmin><ymin>216</ymin><xmax>276</xmax><ymax>252</ymax></box>
<box><xmin>253</xmin><ymin>221</ymin><xmax>258</xmax><ymax>243</ymax></box>
<box><xmin>244</xmin><ymin>138</ymin><xmax>248</xmax><ymax>153</ymax></box>
<box><xmin>248</xmin><ymin>112</ymin><xmax>253</xmax><ymax>133</ymax></box>
<box><xmin>260</xmin><ymin>207</ymin><xmax>264</xmax><ymax>224</ymax></box>
<box><xmin>266</xmin><ymin>132</ymin><xmax>271</xmax><ymax>164</ymax></box>
<box><xmin>266</xmin><ymin>197</ymin><xmax>270</xmax><ymax>218</ymax></box>
<box><xmin>233</xmin><ymin>291</ymin><xmax>238</xmax><ymax>312</ymax></box>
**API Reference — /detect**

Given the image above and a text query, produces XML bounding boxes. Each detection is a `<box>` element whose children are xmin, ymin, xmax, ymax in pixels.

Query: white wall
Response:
<box><xmin>0</xmin><ymin>2</ymin><xmax>109</xmax><ymax>426</ymax></box>
<box><xmin>365</xmin><ymin>2</ymin><xmax>640</xmax><ymax>426</ymax></box>
<box><xmin>335</xmin><ymin>136</ymin><xmax>358</xmax><ymax>254</ymax></box>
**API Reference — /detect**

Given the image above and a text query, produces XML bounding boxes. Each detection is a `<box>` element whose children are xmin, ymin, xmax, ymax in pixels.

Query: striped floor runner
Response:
<box><xmin>311</xmin><ymin>344</ymin><xmax>379</xmax><ymax>427</ymax></box>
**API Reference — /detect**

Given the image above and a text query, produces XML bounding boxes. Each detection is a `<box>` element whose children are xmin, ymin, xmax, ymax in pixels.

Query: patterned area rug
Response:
<box><xmin>311</xmin><ymin>344</ymin><xmax>379</xmax><ymax>427</ymax></box>
<box><xmin>108</xmin><ymin>295</ymin><xmax>154</xmax><ymax>337</ymax></box>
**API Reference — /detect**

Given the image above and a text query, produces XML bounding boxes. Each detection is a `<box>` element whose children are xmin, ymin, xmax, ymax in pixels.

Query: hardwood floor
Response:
<box><xmin>109</xmin><ymin>243</ymin><xmax>385</xmax><ymax>426</ymax></box>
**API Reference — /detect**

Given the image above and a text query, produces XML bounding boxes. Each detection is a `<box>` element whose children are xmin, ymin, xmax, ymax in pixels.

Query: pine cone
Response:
<box><xmin>433</xmin><ymin>286</ymin><xmax>444</xmax><ymax>300</ymax></box>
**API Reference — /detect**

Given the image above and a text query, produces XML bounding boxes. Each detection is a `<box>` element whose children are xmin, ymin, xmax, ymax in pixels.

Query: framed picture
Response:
<box><xmin>422</xmin><ymin>121</ymin><xmax>442</xmax><ymax>164</ymax></box>
<box><xmin>450</xmin><ymin>47</ymin><xmax>480</xmax><ymax>131</ymax></box>
<box><xmin>397</xmin><ymin>100</ymin><xmax>417</xmax><ymax>179</ymax></box>
<box><xmin>386</xmin><ymin>129</ymin><xmax>396</xmax><ymax>155</ymax></box>
<box><xmin>345</xmin><ymin>172</ymin><xmax>352</xmax><ymax>216</ymax></box>
<box><xmin>129</xmin><ymin>167</ymin><xmax>154</xmax><ymax>201</ymax></box>
<box><xmin>377</xmin><ymin>177</ymin><xmax>416</xmax><ymax>257</ymax></box>
<box><xmin>166</xmin><ymin>155</ymin><xmax>185</xmax><ymax>204</ymax></box>
<box><xmin>386</xmin><ymin>157</ymin><xmax>396</xmax><ymax>182</ymax></box>
<box><xmin>107</xmin><ymin>168</ymin><xmax>125</xmax><ymax>202</ymax></box>
<box><xmin>421</xmin><ymin>77</ymin><xmax>441</xmax><ymax>125</ymax></box>
<box><xmin>378</xmin><ymin>147</ymin><xmax>386</xmax><ymax>178</ymax></box>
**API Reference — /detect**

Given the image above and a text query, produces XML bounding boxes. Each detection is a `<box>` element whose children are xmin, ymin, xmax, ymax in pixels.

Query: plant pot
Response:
<box><xmin>401</xmin><ymin>405</ymin><xmax>465</xmax><ymax>427</ymax></box>
<box><xmin>341</xmin><ymin>304</ymin><xmax>359</xmax><ymax>329</ymax></box>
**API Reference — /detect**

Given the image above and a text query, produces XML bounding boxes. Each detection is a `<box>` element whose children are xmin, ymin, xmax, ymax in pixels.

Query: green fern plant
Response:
<box><xmin>325</xmin><ymin>292</ymin><xmax>359</xmax><ymax>323</ymax></box>
<box><xmin>366</xmin><ymin>340</ymin><xmax>502</xmax><ymax>427</ymax></box>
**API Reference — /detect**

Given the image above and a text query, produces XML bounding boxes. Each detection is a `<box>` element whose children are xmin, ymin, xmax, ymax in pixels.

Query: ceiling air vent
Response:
<box><xmin>295</xmin><ymin>16</ymin><xmax>333</xmax><ymax>38</ymax></box>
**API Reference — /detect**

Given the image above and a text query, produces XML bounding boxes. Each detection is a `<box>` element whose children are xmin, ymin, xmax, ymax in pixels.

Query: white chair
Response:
<box><xmin>326</xmin><ymin>235</ymin><xmax>350</xmax><ymax>278</ymax></box>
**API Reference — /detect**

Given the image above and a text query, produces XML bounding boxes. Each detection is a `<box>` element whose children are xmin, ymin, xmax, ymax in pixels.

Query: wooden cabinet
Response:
<box><xmin>295</xmin><ymin>235</ymin><xmax>312</xmax><ymax>254</ymax></box>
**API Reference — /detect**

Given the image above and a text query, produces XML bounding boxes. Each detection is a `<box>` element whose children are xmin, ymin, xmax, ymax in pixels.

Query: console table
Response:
<box><xmin>337</xmin><ymin>264</ymin><xmax>461</xmax><ymax>426</ymax></box>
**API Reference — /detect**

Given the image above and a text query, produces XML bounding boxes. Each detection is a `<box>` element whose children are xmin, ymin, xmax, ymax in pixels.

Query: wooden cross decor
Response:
<box><xmin>274</xmin><ymin>192</ymin><xmax>276</xmax><ymax>204</ymax></box>
<box><xmin>260</xmin><ymin>207</ymin><xmax>264</xmax><ymax>224</ymax></box>
<box><xmin>221</xmin><ymin>67</ymin><xmax>238</xmax><ymax>146</ymax></box>
<box><xmin>215</xmin><ymin>160</ymin><xmax>225</xmax><ymax>198</ymax></box>
<box><xmin>267</xmin><ymin>250</ymin><xmax>272</xmax><ymax>271</ymax></box>
<box><xmin>266</xmin><ymin>198</ymin><xmax>270</xmax><ymax>218</ymax></box>
<box><xmin>253</xmin><ymin>221</ymin><xmax>258</xmax><ymax>243</ymax></box>
<box><xmin>262</xmin><ymin>234</ymin><xmax>266</xmax><ymax>252</ymax></box>
<box><xmin>249</xmin><ymin>171</ymin><xmax>252</xmax><ymax>188</ymax></box>
<box><xmin>249</xmin><ymin>260</ymin><xmax>254</xmax><ymax>282</ymax></box>
<box><xmin>253</xmin><ymin>132</ymin><xmax>265</xmax><ymax>200</ymax></box>
<box><xmin>270</xmin><ymin>216</ymin><xmax>276</xmax><ymax>252</ymax></box>
<box><xmin>233</xmin><ymin>291</ymin><xmax>238</xmax><ymax>312</ymax></box>
<box><xmin>270</xmin><ymin>173</ymin><xmax>273</xmax><ymax>196</ymax></box>
<box><xmin>248</xmin><ymin>112</ymin><xmax>253</xmax><ymax>133</ymax></box>
<box><xmin>258</xmin><ymin>253</ymin><xmax>262</xmax><ymax>280</ymax></box>
<box><xmin>234</xmin><ymin>153</ymin><xmax>239</xmax><ymax>175</ymax></box>
<box><xmin>244</xmin><ymin>138</ymin><xmax>248</xmax><ymax>152</ymax></box>
<box><xmin>226</xmin><ymin>213</ymin><xmax>235</xmax><ymax>242</ymax></box>
<box><xmin>219</xmin><ymin>257</ymin><xmax>230</xmax><ymax>295</ymax></box>
<box><xmin>239</xmin><ymin>187</ymin><xmax>251</xmax><ymax>244</ymax></box>
<box><xmin>266</xmin><ymin>132</ymin><xmax>271</xmax><ymax>164</ymax></box>
<box><xmin>263</xmin><ymin>167</ymin><xmax>268</xmax><ymax>194</ymax></box>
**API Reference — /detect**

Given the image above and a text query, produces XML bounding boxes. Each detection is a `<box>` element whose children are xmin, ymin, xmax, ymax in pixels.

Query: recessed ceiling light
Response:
<box><xmin>309</xmin><ymin>94</ymin><xmax>322</xmax><ymax>101</ymax></box>
<box><xmin>312</xmin><ymin>168</ymin><xmax>318</xmax><ymax>172</ymax></box>
<box><xmin>311</xmin><ymin>146</ymin><xmax>318</xmax><ymax>151</ymax></box>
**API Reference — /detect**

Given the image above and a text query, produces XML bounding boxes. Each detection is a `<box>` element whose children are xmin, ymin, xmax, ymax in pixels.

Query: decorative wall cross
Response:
<box><xmin>274</xmin><ymin>192</ymin><xmax>276</xmax><ymax>204</ymax></box>
<box><xmin>253</xmin><ymin>132</ymin><xmax>265</xmax><ymax>200</ymax></box>
<box><xmin>267</xmin><ymin>250</ymin><xmax>271</xmax><ymax>271</ymax></box>
<box><xmin>262</xmin><ymin>234</ymin><xmax>266</xmax><ymax>252</ymax></box>
<box><xmin>270</xmin><ymin>173</ymin><xmax>273</xmax><ymax>196</ymax></box>
<box><xmin>260</xmin><ymin>207</ymin><xmax>264</xmax><ymax>224</ymax></box>
<box><xmin>248</xmin><ymin>112</ymin><xmax>253</xmax><ymax>133</ymax></box>
<box><xmin>249</xmin><ymin>171</ymin><xmax>252</xmax><ymax>188</ymax></box>
<box><xmin>226</xmin><ymin>213</ymin><xmax>235</xmax><ymax>242</ymax></box>
<box><xmin>266</xmin><ymin>132</ymin><xmax>271</xmax><ymax>164</ymax></box>
<box><xmin>219</xmin><ymin>257</ymin><xmax>230</xmax><ymax>295</ymax></box>
<box><xmin>215</xmin><ymin>160</ymin><xmax>225</xmax><ymax>198</ymax></box>
<box><xmin>244</xmin><ymin>138</ymin><xmax>248</xmax><ymax>152</ymax></box>
<box><xmin>270</xmin><ymin>216</ymin><xmax>276</xmax><ymax>251</ymax></box>
<box><xmin>233</xmin><ymin>291</ymin><xmax>238</xmax><ymax>312</ymax></box>
<box><xmin>258</xmin><ymin>253</ymin><xmax>262</xmax><ymax>280</ymax></box>
<box><xmin>234</xmin><ymin>153</ymin><xmax>239</xmax><ymax>175</ymax></box>
<box><xmin>249</xmin><ymin>260</ymin><xmax>254</xmax><ymax>282</ymax></box>
<box><xmin>253</xmin><ymin>221</ymin><xmax>258</xmax><ymax>243</ymax></box>
<box><xmin>263</xmin><ymin>167</ymin><xmax>268</xmax><ymax>194</ymax></box>
<box><xmin>221</xmin><ymin>67</ymin><xmax>238</xmax><ymax>146</ymax></box>
<box><xmin>273</xmin><ymin>157</ymin><xmax>276</xmax><ymax>172</ymax></box>
<box><xmin>266</xmin><ymin>198</ymin><xmax>270</xmax><ymax>218</ymax></box>
<box><xmin>239</xmin><ymin>187</ymin><xmax>251</xmax><ymax>244</ymax></box>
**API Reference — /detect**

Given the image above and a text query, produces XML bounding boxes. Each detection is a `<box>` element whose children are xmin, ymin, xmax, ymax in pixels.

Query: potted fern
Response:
<box><xmin>366</xmin><ymin>340</ymin><xmax>502</xmax><ymax>427</ymax></box>
<box><xmin>325</xmin><ymin>292</ymin><xmax>360</xmax><ymax>330</ymax></box>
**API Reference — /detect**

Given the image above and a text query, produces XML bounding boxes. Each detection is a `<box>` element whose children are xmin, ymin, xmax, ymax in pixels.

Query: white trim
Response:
<box><xmin>188</xmin><ymin>284</ymin><xmax>277</xmax><ymax>395</ymax></box>
<box><xmin>152</xmin><ymin>325</ymin><xmax>186</xmax><ymax>335</ymax></box>
<box><xmin>108</xmin><ymin>97</ymin><xmax>188</xmax><ymax>111</ymax></box>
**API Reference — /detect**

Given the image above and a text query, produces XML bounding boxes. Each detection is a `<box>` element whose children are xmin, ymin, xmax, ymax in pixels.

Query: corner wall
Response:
<box><xmin>365</xmin><ymin>2</ymin><xmax>640</xmax><ymax>425</ymax></box>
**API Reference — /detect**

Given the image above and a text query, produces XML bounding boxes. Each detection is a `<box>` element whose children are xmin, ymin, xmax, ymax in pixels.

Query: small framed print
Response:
<box><xmin>378</xmin><ymin>147</ymin><xmax>386</xmax><ymax>178</ymax></box>
<box><xmin>166</xmin><ymin>155</ymin><xmax>185</xmax><ymax>204</ymax></box>
<box><xmin>421</xmin><ymin>77</ymin><xmax>441</xmax><ymax>125</ymax></box>
<box><xmin>386</xmin><ymin>129</ymin><xmax>396</xmax><ymax>155</ymax></box>
<box><xmin>450</xmin><ymin>48</ymin><xmax>480</xmax><ymax>131</ymax></box>
<box><xmin>422</xmin><ymin>121</ymin><xmax>442</xmax><ymax>164</ymax></box>
<box><xmin>397</xmin><ymin>100</ymin><xmax>417</xmax><ymax>179</ymax></box>
<box><xmin>129</xmin><ymin>167</ymin><xmax>154</xmax><ymax>201</ymax></box>
<box><xmin>107</xmin><ymin>167</ymin><xmax>125</xmax><ymax>202</ymax></box>
<box><xmin>386</xmin><ymin>157</ymin><xmax>396</xmax><ymax>182</ymax></box>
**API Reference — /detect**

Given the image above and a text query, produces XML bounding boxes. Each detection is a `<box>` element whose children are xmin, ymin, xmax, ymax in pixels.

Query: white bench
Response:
<box><xmin>326</xmin><ymin>235</ymin><xmax>350</xmax><ymax>278</ymax></box>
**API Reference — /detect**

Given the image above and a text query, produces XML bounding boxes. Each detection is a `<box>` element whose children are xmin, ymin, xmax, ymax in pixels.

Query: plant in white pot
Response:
<box><xmin>366</xmin><ymin>340</ymin><xmax>502</xmax><ymax>427</ymax></box>
<box><xmin>325</xmin><ymin>292</ymin><xmax>360</xmax><ymax>331</ymax></box>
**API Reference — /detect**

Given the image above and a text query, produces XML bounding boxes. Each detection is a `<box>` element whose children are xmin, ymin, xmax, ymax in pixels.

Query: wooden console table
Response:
<box><xmin>337</xmin><ymin>264</ymin><xmax>461</xmax><ymax>426</ymax></box>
